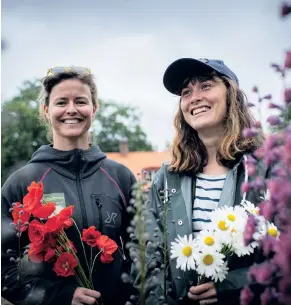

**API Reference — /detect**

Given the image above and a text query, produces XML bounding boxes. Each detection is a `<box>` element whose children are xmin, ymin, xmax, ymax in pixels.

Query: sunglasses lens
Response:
<box><xmin>47</xmin><ymin>67</ymin><xmax>90</xmax><ymax>76</ymax></box>
<box><xmin>72</xmin><ymin>67</ymin><xmax>89</xmax><ymax>74</ymax></box>
<box><xmin>50</xmin><ymin>67</ymin><xmax>66</xmax><ymax>74</ymax></box>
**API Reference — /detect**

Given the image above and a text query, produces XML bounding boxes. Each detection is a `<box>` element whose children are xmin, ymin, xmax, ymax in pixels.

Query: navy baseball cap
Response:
<box><xmin>163</xmin><ymin>58</ymin><xmax>239</xmax><ymax>95</ymax></box>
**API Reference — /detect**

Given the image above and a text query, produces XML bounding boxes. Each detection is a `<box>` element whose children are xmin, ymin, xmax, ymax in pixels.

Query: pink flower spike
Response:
<box><xmin>284</xmin><ymin>51</ymin><xmax>291</xmax><ymax>69</ymax></box>
<box><xmin>240</xmin><ymin>287</ymin><xmax>254</xmax><ymax>305</ymax></box>
<box><xmin>267</xmin><ymin>115</ymin><xmax>282</xmax><ymax>126</ymax></box>
<box><xmin>268</xmin><ymin>102</ymin><xmax>284</xmax><ymax>111</ymax></box>
<box><xmin>281</xmin><ymin>3</ymin><xmax>291</xmax><ymax>17</ymax></box>
<box><xmin>284</xmin><ymin>88</ymin><xmax>291</xmax><ymax>105</ymax></box>
<box><xmin>262</xmin><ymin>94</ymin><xmax>272</xmax><ymax>100</ymax></box>
<box><xmin>243</xmin><ymin>128</ymin><xmax>259</xmax><ymax>139</ymax></box>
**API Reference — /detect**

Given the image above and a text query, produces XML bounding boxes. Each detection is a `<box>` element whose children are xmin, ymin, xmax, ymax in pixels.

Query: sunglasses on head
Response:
<box><xmin>46</xmin><ymin>66</ymin><xmax>91</xmax><ymax>76</ymax></box>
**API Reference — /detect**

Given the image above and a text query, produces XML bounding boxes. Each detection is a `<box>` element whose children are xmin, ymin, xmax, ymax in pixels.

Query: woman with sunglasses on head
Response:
<box><xmin>143</xmin><ymin>58</ymin><xmax>267</xmax><ymax>305</ymax></box>
<box><xmin>2</xmin><ymin>67</ymin><xmax>136</xmax><ymax>305</ymax></box>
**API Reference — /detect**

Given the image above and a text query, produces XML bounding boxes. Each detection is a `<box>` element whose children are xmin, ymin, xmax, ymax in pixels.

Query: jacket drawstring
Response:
<box><xmin>242</xmin><ymin>155</ymin><xmax>248</xmax><ymax>202</ymax></box>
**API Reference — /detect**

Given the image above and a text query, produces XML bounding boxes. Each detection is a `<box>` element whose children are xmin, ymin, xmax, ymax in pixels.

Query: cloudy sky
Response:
<box><xmin>2</xmin><ymin>0</ymin><xmax>290</xmax><ymax>150</ymax></box>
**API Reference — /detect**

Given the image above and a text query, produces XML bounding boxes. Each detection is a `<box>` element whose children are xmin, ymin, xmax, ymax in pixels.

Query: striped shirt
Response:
<box><xmin>192</xmin><ymin>173</ymin><xmax>226</xmax><ymax>237</ymax></box>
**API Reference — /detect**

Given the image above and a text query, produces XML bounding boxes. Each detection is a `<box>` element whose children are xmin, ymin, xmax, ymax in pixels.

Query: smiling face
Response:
<box><xmin>44</xmin><ymin>79</ymin><xmax>97</xmax><ymax>150</ymax></box>
<box><xmin>180</xmin><ymin>76</ymin><xmax>228</xmax><ymax>134</ymax></box>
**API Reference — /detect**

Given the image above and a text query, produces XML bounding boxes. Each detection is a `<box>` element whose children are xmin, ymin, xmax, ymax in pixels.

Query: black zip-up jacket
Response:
<box><xmin>2</xmin><ymin>144</ymin><xmax>136</xmax><ymax>305</ymax></box>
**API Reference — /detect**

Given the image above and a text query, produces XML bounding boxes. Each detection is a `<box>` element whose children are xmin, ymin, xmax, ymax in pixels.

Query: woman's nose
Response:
<box><xmin>66</xmin><ymin>101</ymin><xmax>77</xmax><ymax>114</ymax></box>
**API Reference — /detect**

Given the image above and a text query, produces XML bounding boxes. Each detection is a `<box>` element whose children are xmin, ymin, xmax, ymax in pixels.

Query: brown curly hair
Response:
<box><xmin>169</xmin><ymin>73</ymin><xmax>264</xmax><ymax>174</ymax></box>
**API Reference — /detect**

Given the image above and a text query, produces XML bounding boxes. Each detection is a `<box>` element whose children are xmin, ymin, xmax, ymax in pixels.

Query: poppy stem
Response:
<box><xmin>72</xmin><ymin>219</ymin><xmax>90</xmax><ymax>272</ymax></box>
<box><xmin>90</xmin><ymin>249</ymin><xmax>103</xmax><ymax>278</ymax></box>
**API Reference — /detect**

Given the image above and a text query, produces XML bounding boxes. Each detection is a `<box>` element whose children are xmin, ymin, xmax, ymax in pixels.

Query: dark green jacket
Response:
<box><xmin>143</xmin><ymin>154</ymin><xmax>268</xmax><ymax>305</ymax></box>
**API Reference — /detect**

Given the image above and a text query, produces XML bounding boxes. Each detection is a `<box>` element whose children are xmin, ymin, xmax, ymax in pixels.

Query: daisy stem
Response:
<box><xmin>197</xmin><ymin>275</ymin><xmax>205</xmax><ymax>285</ymax></box>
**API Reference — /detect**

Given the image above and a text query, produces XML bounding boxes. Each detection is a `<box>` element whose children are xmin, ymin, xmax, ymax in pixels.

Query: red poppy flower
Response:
<box><xmin>58</xmin><ymin>206</ymin><xmax>74</xmax><ymax>220</ymax></box>
<box><xmin>28</xmin><ymin>220</ymin><xmax>45</xmax><ymax>245</ymax></box>
<box><xmin>12</xmin><ymin>202</ymin><xmax>30</xmax><ymax>232</ymax></box>
<box><xmin>43</xmin><ymin>233</ymin><xmax>57</xmax><ymax>248</ymax></box>
<box><xmin>44</xmin><ymin>206</ymin><xmax>74</xmax><ymax>233</ymax></box>
<box><xmin>32</xmin><ymin>202</ymin><xmax>56</xmax><ymax>219</ymax></box>
<box><xmin>28</xmin><ymin>243</ymin><xmax>47</xmax><ymax>263</ymax></box>
<box><xmin>96</xmin><ymin>235</ymin><xmax>118</xmax><ymax>263</ymax></box>
<box><xmin>23</xmin><ymin>181</ymin><xmax>43</xmax><ymax>213</ymax></box>
<box><xmin>53</xmin><ymin>252</ymin><xmax>78</xmax><ymax>277</ymax></box>
<box><xmin>100</xmin><ymin>252</ymin><xmax>114</xmax><ymax>264</ymax></box>
<box><xmin>44</xmin><ymin>248</ymin><xmax>56</xmax><ymax>262</ymax></box>
<box><xmin>45</xmin><ymin>216</ymin><xmax>61</xmax><ymax>233</ymax></box>
<box><xmin>82</xmin><ymin>226</ymin><xmax>101</xmax><ymax>247</ymax></box>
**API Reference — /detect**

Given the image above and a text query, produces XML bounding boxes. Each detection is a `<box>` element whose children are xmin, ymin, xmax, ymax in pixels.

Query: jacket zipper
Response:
<box><xmin>95</xmin><ymin>197</ymin><xmax>103</xmax><ymax>233</ymax></box>
<box><xmin>75</xmin><ymin>151</ymin><xmax>89</xmax><ymax>229</ymax></box>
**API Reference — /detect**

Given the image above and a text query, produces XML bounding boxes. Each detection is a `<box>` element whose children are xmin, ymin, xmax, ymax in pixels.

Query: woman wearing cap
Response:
<box><xmin>1</xmin><ymin>68</ymin><xmax>136</xmax><ymax>305</ymax></box>
<box><xmin>143</xmin><ymin>58</ymin><xmax>266</xmax><ymax>305</ymax></box>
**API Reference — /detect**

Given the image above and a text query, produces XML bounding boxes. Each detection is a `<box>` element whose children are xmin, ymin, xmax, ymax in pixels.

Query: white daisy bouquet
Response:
<box><xmin>170</xmin><ymin>201</ymin><xmax>280</xmax><ymax>285</ymax></box>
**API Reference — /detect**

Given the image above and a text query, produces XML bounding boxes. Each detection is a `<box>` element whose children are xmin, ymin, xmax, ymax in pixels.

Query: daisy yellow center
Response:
<box><xmin>251</xmin><ymin>208</ymin><xmax>258</xmax><ymax>215</ymax></box>
<box><xmin>231</xmin><ymin>228</ymin><xmax>237</xmax><ymax>233</ymax></box>
<box><xmin>182</xmin><ymin>246</ymin><xmax>192</xmax><ymax>257</ymax></box>
<box><xmin>204</xmin><ymin>236</ymin><xmax>214</xmax><ymax>246</ymax></box>
<box><xmin>268</xmin><ymin>228</ymin><xmax>278</xmax><ymax>238</ymax></box>
<box><xmin>203</xmin><ymin>254</ymin><xmax>214</xmax><ymax>265</ymax></box>
<box><xmin>218</xmin><ymin>220</ymin><xmax>228</xmax><ymax>231</ymax></box>
<box><xmin>227</xmin><ymin>214</ymin><xmax>236</xmax><ymax>222</ymax></box>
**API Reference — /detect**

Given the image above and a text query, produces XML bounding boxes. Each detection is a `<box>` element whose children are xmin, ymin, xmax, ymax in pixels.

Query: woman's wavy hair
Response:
<box><xmin>169</xmin><ymin>72</ymin><xmax>264</xmax><ymax>174</ymax></box>
<box><xmin>38</xmin><ymin>71</ymin><xmax>98</xmax><ymax>142</ymax></box>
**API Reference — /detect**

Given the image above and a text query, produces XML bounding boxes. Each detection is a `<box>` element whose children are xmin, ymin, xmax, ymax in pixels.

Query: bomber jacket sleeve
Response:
<box><xmin>1</xmin><ymin>172</ymin><xmax>77</xmax><ymax>305</ymax></box>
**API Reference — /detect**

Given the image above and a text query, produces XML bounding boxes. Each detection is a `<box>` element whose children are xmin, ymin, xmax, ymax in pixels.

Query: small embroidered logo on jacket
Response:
<box><xmin>105</xmin><ymin>212</ymin><xmax>117</xmax><ymax>225</ymax></box>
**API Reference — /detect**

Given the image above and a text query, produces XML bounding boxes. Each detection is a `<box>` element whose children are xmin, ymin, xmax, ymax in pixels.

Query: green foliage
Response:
<box><xmin>95</xmin><ymin>100</ymin><xmax>153</xmax><ymax>152</ymax></box>
<box><xmin>1</xmin><ymin>80</ymin><xmax>153</xmax><ymax>184</ymax></box>
<box><xmin>1</xmin><ymin>80</ymin><xmax>47</xmax><ymax>184</ymax></box>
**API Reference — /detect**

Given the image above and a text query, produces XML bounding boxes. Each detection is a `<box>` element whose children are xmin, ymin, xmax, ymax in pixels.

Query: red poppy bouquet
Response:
<box><xmin>11</xmin><ymin>181</ymin><xmax>118</xmax><ymax>289</ymax></box>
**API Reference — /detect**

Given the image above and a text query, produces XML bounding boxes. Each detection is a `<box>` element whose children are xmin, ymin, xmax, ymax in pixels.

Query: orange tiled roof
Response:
<box><xmin>105</xmin><ymin>151</ymin><xmax>171</xmax><ymax>178</ymax></box>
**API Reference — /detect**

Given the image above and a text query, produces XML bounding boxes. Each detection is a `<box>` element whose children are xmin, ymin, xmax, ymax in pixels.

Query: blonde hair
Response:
<box><xmin>38</xmin><ymin>72</ymin><xmax>98</xmax><ymax>142</ymax></box>
<box><xmin>169</xmin><ymin>73</ymin><xmax>264</xmax><ymax>173</ymax></box>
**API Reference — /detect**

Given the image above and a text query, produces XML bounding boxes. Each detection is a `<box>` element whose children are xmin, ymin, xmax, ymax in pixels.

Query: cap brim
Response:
<box><xmin>163</xmin><ymin>58</ymin><xmax>215</xmax><ymax>95</ymax></box>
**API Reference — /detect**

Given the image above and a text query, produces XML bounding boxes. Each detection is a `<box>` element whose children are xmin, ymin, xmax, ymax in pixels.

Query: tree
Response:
<box><xmin>94</xmin><ymin>100</ymin><xmax>153</xmax><ymax>152</ymax></box>
<box><xmin>1</xmin><ymin>80</ymin><xmax>153</xmax><ymax>184</ymax></box>
<box><xmin>1</xmin><ymin>80</ymin><xmax>48</xmax><ymax>184</ymax></box>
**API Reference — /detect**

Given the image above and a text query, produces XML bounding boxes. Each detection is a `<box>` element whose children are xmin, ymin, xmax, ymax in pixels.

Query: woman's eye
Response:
<box><xmin>201</xmin><ymin>83</ymin><xmax>211</xmax><ymax>90</ymax></box>
<box><xmin>182</xmin><ymin>89</ymin><xmax>191</xmax><ymax>97</ymax></box>
<box><xmin>76</xmin><ymin>100</ymin><xmax>87</xmax><ymax>105</ymax></box>
<box><xmin>56</xmin><ymin>100</ymin><xmax>66</xmax><ymax>106</ymax></box>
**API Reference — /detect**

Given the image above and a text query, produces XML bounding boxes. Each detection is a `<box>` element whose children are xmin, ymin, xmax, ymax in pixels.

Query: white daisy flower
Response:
<box><xmin>211</xmin><ymin>261</ymin><xmax>229</xmax><ymax>282</ymax></box>
<box><xmin>231</xmin><ymin>231</ymin><xmax>258</xmax><ymax>257</ymax></box>
<box><xmin>195</xmin><ymin>230</ymin><xmax>223</xmax><ymax>252</ymax></box>
<box><xmin>225</xmin><ymin>206</ymin><xmax>248</xmax><ymax>233</ymax></box>
<box><xmin>170</xmin><ymin>235</ymin><xmax>197</xmax><ymax>271</ymax></box>
<box><xmin>205</xmin><ymin>208</ymin><xmax>232</xmax><ymax>244</ymax></box>
<box><xmin>266</xmin><ymin>222</ymin><xmax>280</xmax><ymax>239</ymax></box>
<box><xmin>196</xmin><ymin>250</ymin><xmax>225</xmax><ymax>281</ymax></box>
<box><xmin>240</xmin><ymin>200</ymin><xmax>259</xmax><ymax>216</ymax></box>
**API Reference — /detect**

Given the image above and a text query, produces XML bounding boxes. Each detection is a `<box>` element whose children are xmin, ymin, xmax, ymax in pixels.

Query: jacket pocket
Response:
<box><xmin>91</xmin><ymin>194</ymin><xmax>122</xmax><ymax>239</ymax></box>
